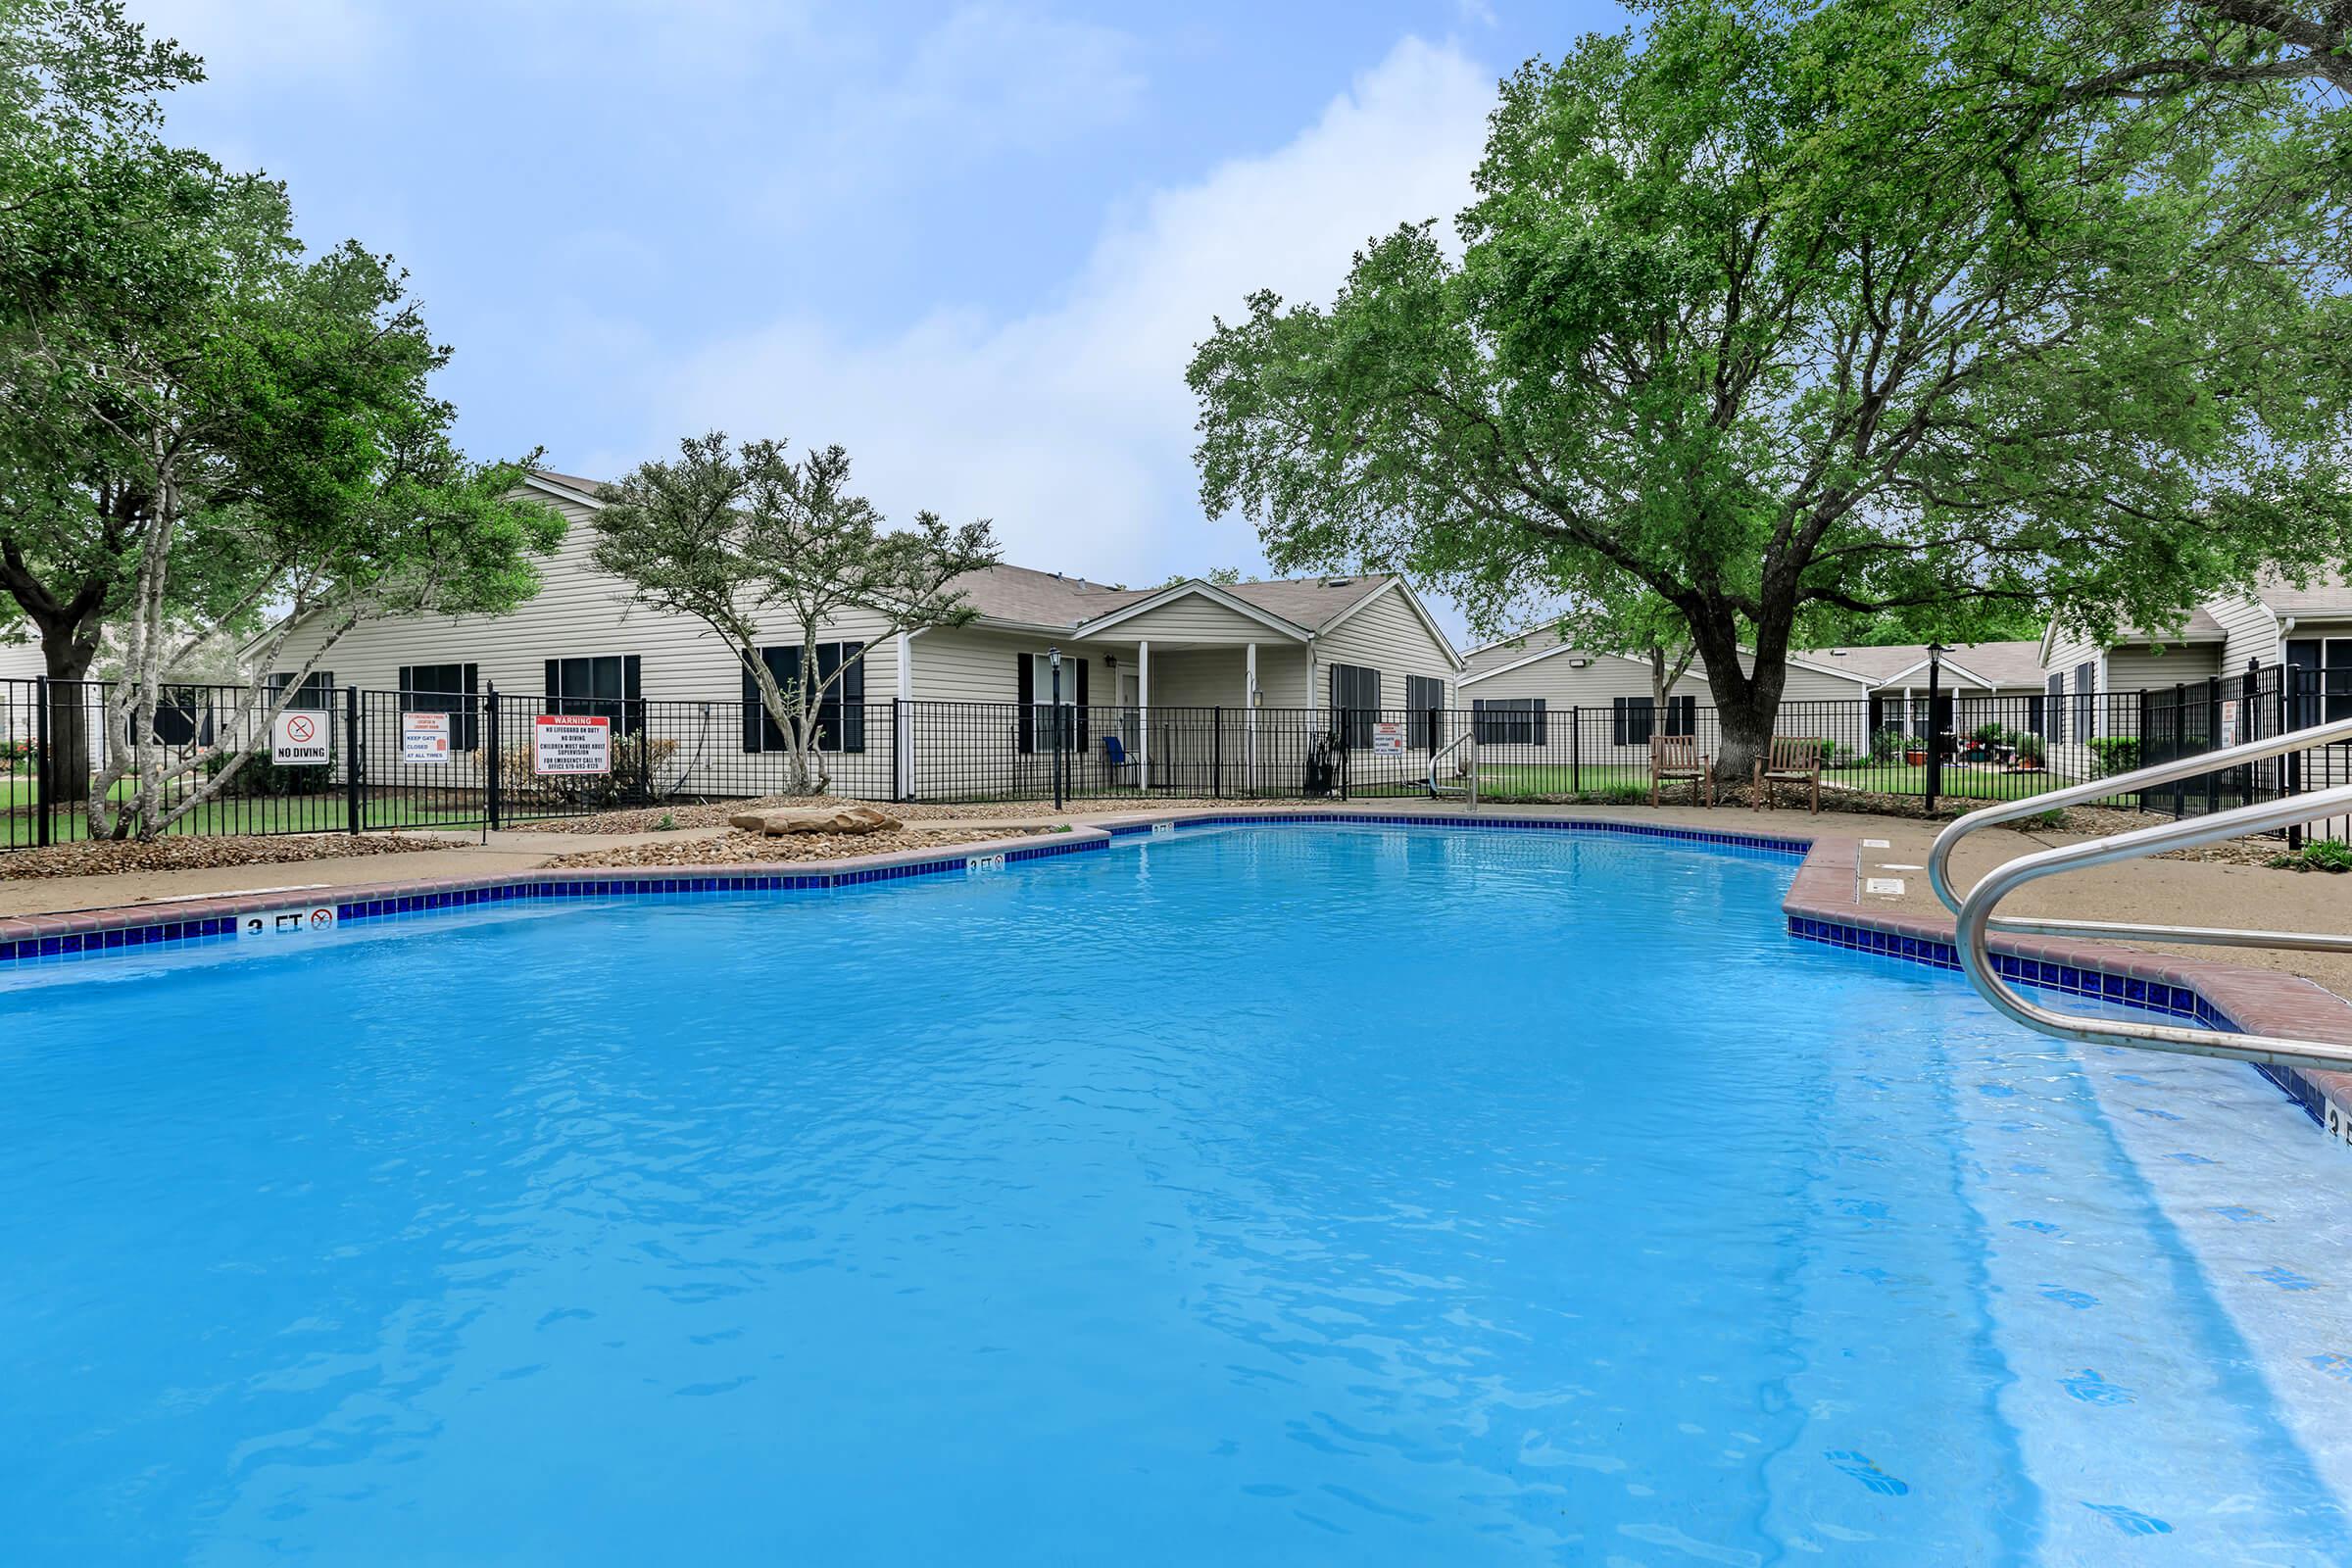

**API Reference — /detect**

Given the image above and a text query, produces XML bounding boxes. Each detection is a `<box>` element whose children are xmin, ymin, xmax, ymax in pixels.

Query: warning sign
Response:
<box><xmin>533</xmin><ymin>714</ymin><xmax>611</xmax><ymax>775</ymax></box>
<box><xmin>270</xmin><ymin>709</ymin><xmax>330</xmax><ymax>765</ymax></box>
<box><xmin>402</xmin><ymin>710</ymin><xmax>451</xmax><ymax>764</ymax></box>
<box><xmin>1371</xmin><ymin>720</ymin><xmax>1406</xmax><ymax>756</ymax></box>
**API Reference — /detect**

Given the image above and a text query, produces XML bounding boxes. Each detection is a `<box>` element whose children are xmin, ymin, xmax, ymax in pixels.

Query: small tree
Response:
<box><xmin>592</xmin><ymin>434</ymin><xmax>999</xmax><ymax>795</ymax></box>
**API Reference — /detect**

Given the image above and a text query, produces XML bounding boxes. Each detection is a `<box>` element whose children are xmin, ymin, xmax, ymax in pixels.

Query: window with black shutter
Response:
<box><xmin>1611</xmin><ymin>696</ymin><xmax>1655</xmax><ymax>747</ymax></box>
<box><xmin>1328</xmin><ymin>662</ymin><xmax>1380</xmax><ymax>748</ymax></box>
<box><xmin>268</xmin><ymin>670</ymin><xmax>335</xmax><ymax>707</ymax></box>
<box><xmin>743</xmin><ymin>643</ymin><xmax>865</xmax><ymax>753</ymax></box>
<box><xmin>1473</xmin><ymin>697</ymin><xmax>1544</xmax><ymax>746</ymax></box>
<box><xmin>399</xmin><ymin>662</ymin><xmax>479</xmax><ymax>751</ymax></box>
<box><xmin>545</xmin><ymin>655</ymin><xmax>642</xmax><ymax>735</ymax></box>
<box><xmin>1405</xmin><ymin>674</ymin><xmax>1445</xmax><ymax>749</ymax></box>
<box><xmin>1666</xmin><ymin>695</ymin><xmax>1694</xmax><ymax>737</ymax></box>
<box><xmin>2045</xmin><ymin>673</ymin><xmax>2066</xmax><ymax>742</ymax></box>
<box><xmin>2073</xmin><ymin>661</ymin><xmax>2095</xmax><ymax>739</ymax></box>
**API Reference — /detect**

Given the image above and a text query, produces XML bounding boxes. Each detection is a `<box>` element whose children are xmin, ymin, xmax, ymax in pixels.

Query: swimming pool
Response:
<box><xmin>3</xmin><ymin>821</ymin><xmax>2346</xmax><ymax>1562</ymax></box>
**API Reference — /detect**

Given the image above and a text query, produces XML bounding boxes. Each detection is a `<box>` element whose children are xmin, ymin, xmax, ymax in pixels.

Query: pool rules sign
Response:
<box><xmin>533</xmin><ymin>714</ymin><xmax>611</xmax><ymax>775</ymax></box>
<box><xmin>270</xmin><ymin>710</ymin><xmax>330</xmax><ymax>765</ymax></box>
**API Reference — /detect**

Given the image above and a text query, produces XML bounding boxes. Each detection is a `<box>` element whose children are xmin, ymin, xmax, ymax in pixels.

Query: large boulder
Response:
<box><xmin>728</xmin><ymin>805</ymin><xmax>902</xmax><ymax>836</ymax></box>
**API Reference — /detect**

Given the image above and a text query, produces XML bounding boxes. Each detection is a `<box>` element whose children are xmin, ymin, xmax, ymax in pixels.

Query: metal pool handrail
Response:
<box><xmin>1929</xmin><ymin>712</ymin><xmax>2352</xmax><ymax>938</ymax></box>
<box><xmin>1429</xmin><ymin>728</ymin><xmax>1476</xmax><ymax>809</ymax></box>
<box><xmin>1929</xmin><ymin>714</ymin><xmax>2352</xmax><ymax>1071</ymax></box>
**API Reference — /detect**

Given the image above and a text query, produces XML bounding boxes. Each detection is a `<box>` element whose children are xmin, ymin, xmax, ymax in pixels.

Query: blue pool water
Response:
<box><xmin>3</xmin><ymin>823</ymin><xmax>2348</xmax><ymax>1563</ymax></box>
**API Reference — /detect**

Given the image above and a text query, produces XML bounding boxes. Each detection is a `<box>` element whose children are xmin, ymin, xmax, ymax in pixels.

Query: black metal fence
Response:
<box><xmin>4</xmin><ymin>668</ymin><xmax>2347</xmax><ymax>850</ymax></box>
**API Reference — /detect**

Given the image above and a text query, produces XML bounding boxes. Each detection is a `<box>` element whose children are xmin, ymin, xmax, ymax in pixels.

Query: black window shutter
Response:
<box><xmin>545</xmin><ymin>660</ymin><xmax>559</xmax><ymax>702</ymax></box>
<box><xmin>1015</xmin><ymin>654</ymin><xmax>1035</xmax><ymax>754</ymax></box>
<box><xmin>1532</xmin><ymin>698</ymin><xmax>1548</xmax><ymax>747</ymax></box>
<box><xmin>741</xmin><ymin>660</ymin><xmax>764</xmax><ymax>753</ymax></box>
<box><xmin>1074</xmin><ymin>658</ymin><xmax>1089</xmax><ymax>746</ymax></box>
<box><xmin>1611</xmin><ymin>697</ymin><xmax>1630</xmax><ymax>747</ymax></box>
<box><xmin>839</xmin><ymin>642</ymin><xmax>865</xmax><ymax>753</ymax></box>
<box><xmin>621</xmin><ymin>655</ymin><xmax>642</xmax><ymax>736</ymax></box>
<box><xmin>1670</xmin><ymin>695</ymin><xmax>1694</xmax><ymax>737</ymax></box>
<box><xmin>815</xmin><ymin>642</ymin><xmax>842</xmax><ymax>751</ymax></box>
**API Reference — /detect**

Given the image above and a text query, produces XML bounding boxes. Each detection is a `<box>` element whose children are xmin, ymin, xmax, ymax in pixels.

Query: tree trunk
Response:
<box><xmin>39</xmin><ymin>635</ymin><xmax>95</xmax><ymax>805</ymax></box>
<box><xmin>1687</xmin><ymin>604</ymin><xmax>1789</xmax><ymax>785</ymax></box>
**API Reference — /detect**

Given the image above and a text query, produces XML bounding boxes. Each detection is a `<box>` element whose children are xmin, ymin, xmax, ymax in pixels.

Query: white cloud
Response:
<box><xmin>646</xmin><ymin>35</ymin><xmax>1494</xmax><ymax>591</ymax></box>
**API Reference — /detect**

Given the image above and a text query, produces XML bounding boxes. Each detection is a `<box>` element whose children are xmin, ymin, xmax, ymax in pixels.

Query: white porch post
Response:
<box><xmin>1245</xmin><ymin>641</ymin><xmax>1257</xmax><ymax>792</ymax></box>
<box><xmin>896</xmin><ymin>630</ymin><xmax>916</xmax><ymax>799</ymax></box>
<box><xmin>1137</xmin><ymin>639</ymin><xmax>1151</xmax><ymax>787</ymax></box>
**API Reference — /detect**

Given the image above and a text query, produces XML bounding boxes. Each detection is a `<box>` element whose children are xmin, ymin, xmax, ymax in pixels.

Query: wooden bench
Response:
<box><xmin>1650</xmin><ymin>733</ymin><xmax>1712</xmax><ymax>808</ymax></box>
<box><xmin>1753</xmin><ymin>735</ymin><xmax>1822</xmax><ymax>814</ymax></box>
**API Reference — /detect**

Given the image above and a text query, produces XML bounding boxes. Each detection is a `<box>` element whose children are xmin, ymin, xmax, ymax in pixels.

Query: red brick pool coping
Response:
<box><xmin>6</xmin><ymin>809</ymin><xmax>2347</xmax><ymax>1143</ymax></box>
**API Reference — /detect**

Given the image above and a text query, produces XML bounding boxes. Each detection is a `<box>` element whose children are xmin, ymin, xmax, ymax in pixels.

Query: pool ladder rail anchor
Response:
<box><xmin>1931</xmin><ymin>714</ymin><xmax>2352</xmax><ymax>1074</ymax></box>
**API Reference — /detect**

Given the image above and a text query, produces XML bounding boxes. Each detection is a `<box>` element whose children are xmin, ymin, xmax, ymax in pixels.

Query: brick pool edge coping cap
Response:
<box><xmin>6</xmin><ymin>806</ymin><xmax>2346</xmax><ymax>1140</ymax></box>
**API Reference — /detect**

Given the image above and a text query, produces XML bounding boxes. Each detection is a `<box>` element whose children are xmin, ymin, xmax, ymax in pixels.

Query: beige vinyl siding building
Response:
<box><xmin>262</xmin><ymin>470</ymin><xmax>1463</xmax><ymax>800</ymax></box>
<box><xmin>1457</xmin><ymin>630</ymin><xmax>1875</xmax><ymax>766</ymax></box>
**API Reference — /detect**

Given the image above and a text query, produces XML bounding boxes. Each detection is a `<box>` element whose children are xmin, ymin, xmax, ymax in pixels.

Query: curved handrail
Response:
<box><xmin>1952</xmin><ymin>781</ymin><xmax>2352</xmax><ymax>1071</ymax></box>
<box><xmin>1429</xmin><ymin>727</ymin><xmax>1475</xmax><ymax>807</ymax></box>
<box><xmin>1932</xmin><ymin>712</ymin><xmax>2352</xmax><ymax>946</ymax></box>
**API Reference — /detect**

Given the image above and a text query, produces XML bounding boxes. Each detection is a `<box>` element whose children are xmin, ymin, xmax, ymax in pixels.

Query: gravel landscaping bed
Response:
<box><xmin>536</xmin><ymin>825</ymin><xmax>1054</xmax><ymax>869</ymax></box>
<box><xmin>0</xmin><ymin>833</ymin><xmax>444</xmax><ymax>882</ymax></box>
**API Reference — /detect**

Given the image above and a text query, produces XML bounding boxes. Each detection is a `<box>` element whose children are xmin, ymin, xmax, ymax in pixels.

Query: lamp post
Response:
<box><xmin>1925</xmin><ymin>642</ymin><xmax>1949</xmax><ymax>815</ymax></box>
<box><xmin>1048</xmin><ymin>646</ymin><xmax>1063</xmax><ymax>811</ymax></box>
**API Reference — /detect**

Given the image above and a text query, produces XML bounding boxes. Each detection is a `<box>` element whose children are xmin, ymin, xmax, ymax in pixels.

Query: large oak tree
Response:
<box><xmin>1190</xmin><ymin>0</ymin><xmax>2352</xmax><ymax>776</ymax></box>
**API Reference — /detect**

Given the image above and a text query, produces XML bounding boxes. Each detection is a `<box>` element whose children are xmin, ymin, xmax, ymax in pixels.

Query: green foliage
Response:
<box><xmin>200</xmin><ymin>747</ymin><xmax>310</xmax><ymax>798</ymax></box>
<box><xmin>1870</xmin><ymin>725</ymin><xmax>1908</xmax><ymax>762</ymax></box>
<box><xmin>592</xmin><ymin>433</ymin><xmax>997</xmax><ymax>794</ymax></box>
<box><xmin>1189</xmin><ymin>0</ymin><xmax>2352</xmax><ymax>774</ymax></box>
<box><xmin>2086</xmin><ymin>736</ymin><xmax>2141</xmax><ymax>776</ymax></box>
<box><xmin>2267</xmin><ymin>839</ymin><xmax>2352</xmax><ymax>873</ymax></box>
<box><xmin>2007</xmin><ymin>730</ymin><xmax>2046</xmax><ymax>766</ymax></box>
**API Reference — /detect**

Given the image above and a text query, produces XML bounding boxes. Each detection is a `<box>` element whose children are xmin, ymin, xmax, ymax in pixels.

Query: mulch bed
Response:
<box><xmin>0</xmin><ymin>833</ymin><xmax>443</xmax><ymax>882</ymax></box>
<box><xmin>536</xmin><ymin>825</ymin><xmax>1053</xmax><ymax>869</ymax></box>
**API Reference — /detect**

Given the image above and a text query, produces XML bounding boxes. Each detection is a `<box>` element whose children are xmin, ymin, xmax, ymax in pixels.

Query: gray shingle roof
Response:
<box><xmin>528</xmin><ymin>470</ymin><xmax>1396</xmax><ymax>635</ymax></box>
<box><xmin>2253</xmin><ymin>569</ymin><xmax>2352</xmax><ymax>616</ymax></box>
<box><xmin>1801</xmin><ymin>640</ymin><xmax>2049</xmax><ymax>688</ymax></box>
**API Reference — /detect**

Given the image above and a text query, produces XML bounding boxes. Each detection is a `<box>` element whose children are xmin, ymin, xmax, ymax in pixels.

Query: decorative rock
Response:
<box><xmin>731</xmin><ymin>805</ymin><xmax>902</xmax><ymax>836</ymax></box>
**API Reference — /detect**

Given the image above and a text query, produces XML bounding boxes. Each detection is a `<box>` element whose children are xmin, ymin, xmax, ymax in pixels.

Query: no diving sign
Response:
<box><xmin>533</xmin><ymin>714</ymin><xmax>611</xmax><ymax>775</ymax></box>
<box><xmin>270</xmin><ymin>709</ymin><xmax>330</xmax><ymax>765</ymax></box>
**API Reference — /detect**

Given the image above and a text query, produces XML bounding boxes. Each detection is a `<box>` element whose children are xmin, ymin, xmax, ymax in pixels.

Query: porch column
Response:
<box><xmin>1245</xmin><ymin>642</ymin><xmax>1257</xmax><ymax>791</ymax></box>
<box><xmin>896</xmin><ymin>630</ymin><xmax>916</xmax><ymax>798</ymax></box>
<box><xmin>1137</xmin><ymin>639</ymin><xmax>1151</xmax><ymax>786</ymax></box>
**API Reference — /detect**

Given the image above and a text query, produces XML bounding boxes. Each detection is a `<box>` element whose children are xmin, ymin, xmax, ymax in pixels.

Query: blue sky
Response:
<box><xmin>137</xmin><ymin>0</ymin><xmax>1627</xmax><ymax>635</ymax></box>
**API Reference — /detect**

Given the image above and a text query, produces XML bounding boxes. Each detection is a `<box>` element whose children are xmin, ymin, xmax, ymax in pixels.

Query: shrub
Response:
<box><xmin>1970</xmin><ymin>721</ymin><xmax>2006</xmax><ymax>745</ymax></box>
<box><xmin>1869</xmin><ymin>725</ymin><xmax>1906</xmax><ymax>762</ymax></box>
<box><xmin>2086</xmin><ymin>736</ymin><xmax>2140</xmax><ymax>777</ymax></box>
<box><xmin>0</xmin><ymin>737</ymin><xmax>34</xmax><ymax>771</ymax></box>
<box><xmin>2008</xmin><ymin>732</ymin><xmax>2045</xmax><ymax>766</ymax></box>
<box><xmin>2269</xmin><ymin>839</ymin><xmax>2352</xmax><ymax>874</ymax></box>
<box><xmin>498</xmin><ymin>733</ymin><xmax>681</xmax><ymax>808</ymax></box>
<box><xmin>201</xmin><ymin>748</ymin><xmax>317</xmax><ymax>798</ymax></box>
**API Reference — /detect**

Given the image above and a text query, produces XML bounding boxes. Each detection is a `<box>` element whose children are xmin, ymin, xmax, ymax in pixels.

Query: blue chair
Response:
<box><xmin>1102</xmin><ymin>734</ymin><xmax>1140</xmax><ymax>787</ymax></box>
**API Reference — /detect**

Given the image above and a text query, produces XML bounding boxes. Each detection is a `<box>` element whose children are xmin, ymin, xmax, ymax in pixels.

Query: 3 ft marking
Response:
<box><xmin>1151</xmin><ymin>821</ymin><xmax>1175</xmax><ymax>837</ymax></box>
<box><xmin>965</xmin><ymin>854</ymin><xmax>1007</xmax><ymax>874</ymax></box>
<box><xmin>238</xmin><ymin>906</ymin><xmax>336</xmax><ymax>939</ymax></box>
